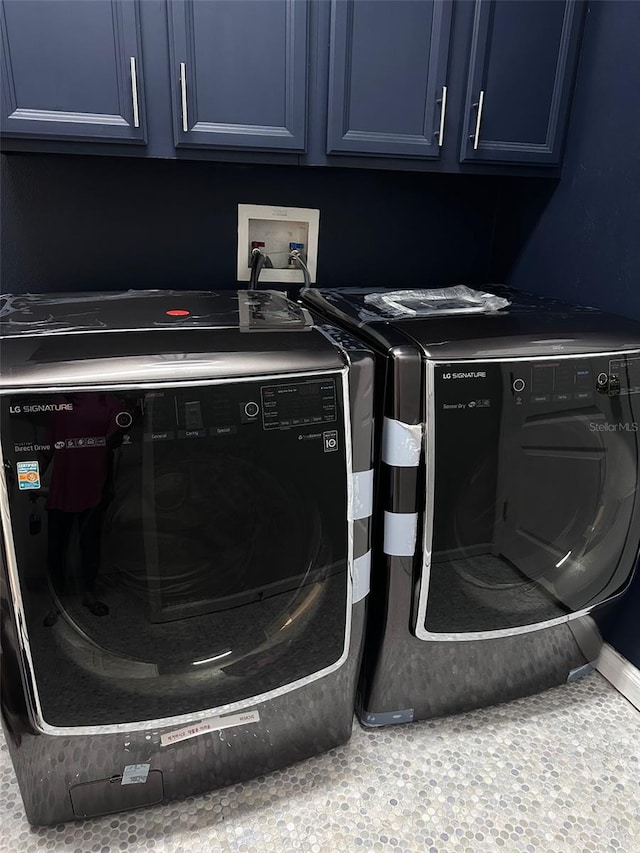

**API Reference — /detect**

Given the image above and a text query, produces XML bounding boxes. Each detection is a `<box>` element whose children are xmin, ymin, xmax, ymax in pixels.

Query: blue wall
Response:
<box><xmin>499</xmin><ymin>0</ymin><xmax>640</xmax><ymax>665</ymax></box>
<box><xmin>0</xmin><ymin>152</ymin><xmax>504</xmax><ymax>294</ymax></box>
<box><xmin>501</xmin><ymin>1</ymin><xmax>640</xmax><ymax>321</ymax></box>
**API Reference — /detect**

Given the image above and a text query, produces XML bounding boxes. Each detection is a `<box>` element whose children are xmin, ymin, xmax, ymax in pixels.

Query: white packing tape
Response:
<box><xmin>160</xmin><ymin>710</ymin><xmax>260</xmax><ymax>747</ymax></box>
<box><xmin>382</xmin><ymin>417</ymin><xmax>423</xmax><ymax>467</ymax></box>
<box><xmin>351</xmin><ymin>469</ymin><xmax>374</xmax><ymax>520</ymax></box>
<box><xmin>383</xmin><ymin>511</ymin><xmax>418</xmax><ymax>557</ymax></box>
<box><xmin>352</xmin><ymin>550</ymin><xmax>371</xmax><ymax>603</ymax></box>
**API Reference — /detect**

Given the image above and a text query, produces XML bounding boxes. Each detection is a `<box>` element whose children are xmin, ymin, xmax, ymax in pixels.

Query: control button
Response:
<box><xmin>143</xmin><ymin>431</ymin><xmax>174</xmax><ymax>442</ymax></box>
<box><xmin>597</xmin><ymin>372</ymin><xmax>609</xmax><ymax>387</ymax></box>
<box><xmin>531</xmin><ymin>394</ymin><xmax>551</xmax><ymax>403</ymax></box>
<box><xmin>115</xmin><ymin>411</ymin><xmax>133</xmax><ymax>428</ymax></box>
<box><xmin>553</xmin><ymin>393</ymin><xmax>571</xmax><ymax>402</ymax></box>
<box><xmin>575</xmin><ymin>367</ymin><xmax>592</xmax><ymax>386</ymax></box>
<box><xmin>244</xmin><ymin>402</ymin><xmax>260</xmax><ymax>418</ymax></box>
<box><xmin>178</xmin><ymin>428</ymin><xmax>207</xmax><ymax>439</ymax></box>
<box><xmin>574</xmin><ymin>391</ymin><xmax>593</xmax><ymax>400</ymax></box>
<box><xmin>512</xmin><ymin>378</ymin><xmax>526</xmax><ymax>393</ymax></box>
<box><xmin>210</xmin><ymin>426</ymin><xmax>238</xmax><ymax>437</ymax></box>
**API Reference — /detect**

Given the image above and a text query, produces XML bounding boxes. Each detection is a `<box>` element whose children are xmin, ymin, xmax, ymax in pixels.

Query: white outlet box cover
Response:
<box><xmin>237</xmin><ymin>203</ymin><xmax>320</xmax><ymax>284</ymax></box>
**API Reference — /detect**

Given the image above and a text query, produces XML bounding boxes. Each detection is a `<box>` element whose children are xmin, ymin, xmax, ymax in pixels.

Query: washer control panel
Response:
<box><xmin>61</xmin><ymin>375</ymin><xmax>341</xmax><ymax>445</ymax></box>
<box><xmin>261</xmin><ymin>379</ymin><xmax>337</xmax><ymax>430</ymax></box>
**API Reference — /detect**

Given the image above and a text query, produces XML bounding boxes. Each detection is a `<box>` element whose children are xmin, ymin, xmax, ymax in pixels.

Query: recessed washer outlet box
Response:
<box><xmin>237</xmin><ymin>203</ymin><xmax>320</xmax><ymax>284</ymax></box>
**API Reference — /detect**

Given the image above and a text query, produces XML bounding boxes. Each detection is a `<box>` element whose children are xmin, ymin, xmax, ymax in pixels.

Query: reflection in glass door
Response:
<box><xmin>1</xmin><ymin>374</ymin><xmax>350</xmax><ymax>728</ymax></box>
<box><xmin>419</xmin><ymin>355</ymin><xmax>640</xmax><ymax>638</ymax></box>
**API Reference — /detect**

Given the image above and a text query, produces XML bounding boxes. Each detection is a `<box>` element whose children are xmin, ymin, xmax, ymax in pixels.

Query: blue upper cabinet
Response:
<box><xmin>326</xmin><ymin>0</ymin><xmax>452</xmax><ymax>158</ymax></box>
<box><xmin>0</xmin><ymin>0</ymin><xmax>145</xmax><ymax>143</ymax></box>
<box><xmin>167</xmin><ymin>0</ymin><xmax>308</xmax><ymax>151</ymax></box>
<box><xmin>0</xmin><ymin>0</ymin><xmax>587</xmax><ymax>172</ymax></box>
<box><xmin>460</xmin><ymin>0</ymin><xmax>586</xmax><ymax>165</ymax></box>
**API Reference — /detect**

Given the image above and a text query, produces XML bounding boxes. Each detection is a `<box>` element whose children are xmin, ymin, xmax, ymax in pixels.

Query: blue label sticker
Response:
<box><xmin>17</xmin><ymin>461</ymin><xmax>40</xmax><ymax>490</ymax></box>
<box><xmin>121</xmin><ymin>764</ymin><xmax>151</xmax><ymax>785</ymax></box>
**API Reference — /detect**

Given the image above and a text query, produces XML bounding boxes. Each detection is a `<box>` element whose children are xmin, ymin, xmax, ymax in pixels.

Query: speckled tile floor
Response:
<box><xmin>1</xmin><ymin>673</ymin><xmax>639</xmax><ymax>853</ymax></box>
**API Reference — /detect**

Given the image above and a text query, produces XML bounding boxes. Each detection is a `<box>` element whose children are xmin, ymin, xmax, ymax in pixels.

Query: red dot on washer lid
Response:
<box><xmin>166</xmin><ymin>309</ymin><xmax>190</xmax><ymax>317</ymax></box>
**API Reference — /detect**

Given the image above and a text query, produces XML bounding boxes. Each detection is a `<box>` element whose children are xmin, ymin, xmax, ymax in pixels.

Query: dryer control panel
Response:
<box><xmin>511</xmin><ymin>361</ymin><xmax>595</xmax><ymax>405</ymax></box>
<box><xmin>509</xmin><ymin>355</ymin><xmax>640</xmax><ymax>401</ymax></box>
<box><xmin>608</xmin><ymin>355</ymin><xmax>640</xmax><ymax>395</ymax></box>
<box><xmin>435</xmin><ymin>354</ymin><xmax>640</xmax><ymax>415</ymax></box>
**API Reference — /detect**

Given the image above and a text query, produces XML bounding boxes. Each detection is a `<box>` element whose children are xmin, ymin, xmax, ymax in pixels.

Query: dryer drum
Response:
<box><xmin>449</xmin><ymin>410</ymin><xmax>636</xmax><ymax>619</ymax></box>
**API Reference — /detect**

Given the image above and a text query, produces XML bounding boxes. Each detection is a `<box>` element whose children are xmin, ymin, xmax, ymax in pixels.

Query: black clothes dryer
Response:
<box><xmin>303</xmin><ymin>286</ymin><xmax>640</xmax><ymax>725</ymax></box>
<box><xmin>0</xmin><ymin>289</ymin><xmax>374</xmax><ymax>825</ymax></box>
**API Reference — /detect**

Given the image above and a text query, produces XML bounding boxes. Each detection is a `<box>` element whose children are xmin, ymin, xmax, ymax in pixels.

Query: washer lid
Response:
<box><xmin>0</xmin><ymin>291</ymin><xmax>345</xmax><ymax>389</ymax></box>
<box><xmin>0</xmin><ymin>289</ymin><xmax>312</xmax><ymax>338</ymax></box>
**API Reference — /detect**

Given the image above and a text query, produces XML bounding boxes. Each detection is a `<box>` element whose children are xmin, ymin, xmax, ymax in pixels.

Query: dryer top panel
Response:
<box><xmin>0</xmin><ymin>289</ymin><xmax>311</xmax><ymax>338</ymax></box>
<box><xmin>302</xmin><ymin>286</ymin><xmax>640</xmax><ymax>359</ymax></box>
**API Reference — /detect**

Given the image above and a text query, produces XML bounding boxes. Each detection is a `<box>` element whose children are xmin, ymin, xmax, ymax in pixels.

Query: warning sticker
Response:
<box><xmin>17</xmin><ymin>461</ymin><xmax>40</xmax><ymax>490</ymax></box>
<box><xmin>160</xmin><ymin>710</ymin><xmax>260</xmax><ymax>747</ymax></box>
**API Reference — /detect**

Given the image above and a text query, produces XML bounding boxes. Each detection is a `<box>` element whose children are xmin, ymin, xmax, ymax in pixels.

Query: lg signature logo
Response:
<box><xmin>9</xmin><ymin>403</ymin><xmax>74</xmax><ymax>414</ymax></box>
<box><xmin>442</xmin><ymin>372</ymin><xmax>487</xmax><ymax>380</ymax></box>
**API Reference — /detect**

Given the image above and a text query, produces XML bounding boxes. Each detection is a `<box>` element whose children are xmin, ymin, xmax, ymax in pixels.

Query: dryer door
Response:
<box><xmin>417</xmin><ymin>355</ymin><xmax>640</xmax><ymax>639</ymax></box>
<box><xmin>1</xmin><ymin>372</ymin><xmax>350</xmax><ymax>728</ymax></box>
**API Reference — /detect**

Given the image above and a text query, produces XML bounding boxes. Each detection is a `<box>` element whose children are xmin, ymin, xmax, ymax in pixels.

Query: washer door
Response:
<box><xmin>1</xmin><ymin>374</ymin><xmax>350</xmax><ymax>728</ymax></box>
<box><xmin>419</xmin><ymin>356</ymin><xmax>640</xmax><ymax>637</ymax></box>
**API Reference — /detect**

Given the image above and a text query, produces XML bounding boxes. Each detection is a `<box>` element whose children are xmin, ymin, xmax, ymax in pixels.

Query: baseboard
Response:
<box><xmin>597</xmin><ymin>643</ymin><xmax>640</xmax><ymax>711</ymax></box>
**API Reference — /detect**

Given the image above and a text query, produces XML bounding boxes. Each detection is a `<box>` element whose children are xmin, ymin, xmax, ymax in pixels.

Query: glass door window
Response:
<box><xmin>1</xmin><ymin>374</ymin><xmax>349</xmax><ymax>727</ymax></box>
<box><xmin>420</xmin><ymin>355</ymin><xmax>640</xmax><ymax>637</ymax></box>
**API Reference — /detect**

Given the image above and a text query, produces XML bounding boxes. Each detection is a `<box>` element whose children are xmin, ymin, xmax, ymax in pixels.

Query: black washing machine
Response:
<box><xmin>0</xmin><ymin>289</ymin><xmax>374</xmax><ymax>824</ymax></box>
<box><xmin>303</xmin><ymin>285</ymin><xmax>640</xmax><ymax>725</ymax></box>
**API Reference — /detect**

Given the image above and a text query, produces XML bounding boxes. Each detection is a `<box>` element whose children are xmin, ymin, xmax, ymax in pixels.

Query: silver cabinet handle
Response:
<box><xmin>472</xmin><ymin>90</ymin><xmax>485</xmax><ymax>150</ymax></box>
<box><xmin>179</xmin><ymin>62</ymin><xmax>188</xmax><ymax>133</ymax></box>
<box><xmin>437</xmin><ymin>85</ymin><xmax>447</xmax><ymax>147</ymax></box>
<box><xmin>129</xmin><ymin>56</ymin><xmax>140</xmax><ymax>129</ymax></box>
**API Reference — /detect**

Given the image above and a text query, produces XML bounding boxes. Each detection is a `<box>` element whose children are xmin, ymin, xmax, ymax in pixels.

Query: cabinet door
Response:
<box><xmin>460</xmin><ymin>0</ymin><xmax>585</xmax><ymax>165</ymax></box>
<box><xmin>168</xmin><ymin>0</ymin><xmax>308</xmax><ymax>151</ymax></box>
<box><xmin>326</xmin><ymin>0</ymin><xmax>452</xmax><ymax>158</ymax></box>
<box><xmin>0</xmin><ymin>0</ymin><xmax>145</xmax><ymax>142</ymax></box>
